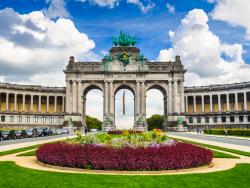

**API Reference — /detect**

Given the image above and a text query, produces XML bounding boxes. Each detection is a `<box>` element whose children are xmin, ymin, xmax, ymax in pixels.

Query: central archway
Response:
<box><xmin>114</xmin><ymin>84</ymin><xmax>135</xmax><ymax>130</ymax></box>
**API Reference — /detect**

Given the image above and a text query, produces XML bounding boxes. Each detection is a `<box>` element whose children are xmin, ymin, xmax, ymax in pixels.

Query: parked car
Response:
<box><xmin>15</xmin><ymin>130</ymin><xmax>22</xmax><ymax>139</ymax></box>
<box><xmin>42</xmin><ymin>128</ymin><xmax>53</xmax><ymax>136</ymax></box>
<box><xmin>1</xmin><ymin>131</ymin><xmax>9</xmax><ymax>140</ymax></box>
<box><xmin>37</xmin><ymin>128</ymin><xmax>43</xmax><ymax>137</ymax></box>
<box><xmin>61</xmin><ymin>128</ymin><xmax>70</xmax><ymax>134</ymax></box>
<box><xmin>0</xmin><ymin>131</ymin><xmax>3</xmax><ymax>141</ymax></box>
<box><xmin>21</xmin><ymin>130</ymin><xmax>28</xmax><ymax>138</ymax></box>
<box><xmin>8</xmin><ymin>130</ymin><xmax>16</xmax><ymax>139</ymax></box>
<box><xmin>26</xmin><ymin>128</ymin><xmax>38</xmax><ymax>138</ymax></box>
<box><xmin>55</xmin><ymin>129</ymin><xmax>61</xmax><ymax>135</ymax></box>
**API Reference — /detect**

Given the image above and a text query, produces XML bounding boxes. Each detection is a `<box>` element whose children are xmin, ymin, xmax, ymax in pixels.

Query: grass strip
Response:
<box><xmin>0</xmin><ymin>145</ymin><xmax>39</xmax><ymax>156</ymax></box>
<box><xmin>16</xmin><ymin>150</ymin><xmax>37</xmax><ymax>157</ymax></box>
<box><xmin>171</xmin><ymin>137</ymin><xmax>250</xmax><ymax>157</ymax></box>
<box><xmin>0</xmin><ymin>161</ymin><xmax>249</xmax><ymax>188</ymax></box>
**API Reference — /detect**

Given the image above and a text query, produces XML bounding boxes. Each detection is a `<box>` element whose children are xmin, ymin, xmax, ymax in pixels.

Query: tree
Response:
<box><xmin>85</xmin><ymin>115</ymin><xmax>102</xmax><ymax>130</ymax></box>
<box><xmin>146</xmin><ymin>114</ymin><xmax>164</xmax><ymax>130</ymax></box>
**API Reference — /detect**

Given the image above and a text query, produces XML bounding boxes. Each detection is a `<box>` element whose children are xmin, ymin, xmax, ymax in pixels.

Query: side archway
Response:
<box><xmin>82</xmin><ymin>83</ymin><xmax>104</xmax><ymax>129</ymax></box>
<box><xmin>146</xmin><ymin>84</ymin><xmax>168</xmax><ymax>131</ymax></box>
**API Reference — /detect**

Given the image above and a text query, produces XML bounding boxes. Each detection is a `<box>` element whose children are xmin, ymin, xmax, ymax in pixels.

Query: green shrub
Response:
<box><xmin>76</xmin><ymin>131</ymin><xmax>83</xmax><ymax>142</ymax></box>
<box><xmin>82</xmin><ymin>134</ymin><xmax>99</xmax><ymax>144</ymax></box>
<box><xmin>146</xmin><ymin>114</ymin><xmax>164</xmax><ymax>130</ymax></box>
<box><xmin>204</xmin><ymin>129</ymin><xmax>250</xmax><ymax>136</ymax></box>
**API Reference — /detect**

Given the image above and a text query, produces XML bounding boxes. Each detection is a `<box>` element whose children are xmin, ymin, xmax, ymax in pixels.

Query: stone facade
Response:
<box><xmin>64</xmin><ymin>46</ymin><xmax>185</xmax><ymax>131</ymax></box>
<box><xmin>185</xmin><ymin>82</ymin><xmax>250</xmax><ymax>129</ymax></box>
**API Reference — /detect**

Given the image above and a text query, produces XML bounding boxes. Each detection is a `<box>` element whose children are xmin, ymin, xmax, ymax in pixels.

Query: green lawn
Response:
<box><xmin>0</xmin><ymin>162</ymin><xmax>249</xmax><ymax>188</ymax></box>
<box><xmin>171</xmin><ymin>137</ymin><xmax>250</xmax><ymax>157</ymax></box>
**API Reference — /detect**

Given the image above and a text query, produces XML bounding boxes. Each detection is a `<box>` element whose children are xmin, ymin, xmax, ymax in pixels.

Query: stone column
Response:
<box><xmin>54</xmin><ymin>96</ymin><xmax>57</xmax><ymax>113</ymax></box>
<box><xmin>109</xmin><ymin>81</ymin><xmax>114</xmax><ymax>114</ymax></box>
<box><xmin>104</xmin><ymin>81</ymin><xmax>109</xmax><ymax>115</ymax></box>
<box><xmin>235</xmin><ymin>93</ymin><xmax>238</xmax><ymax>111</ymax></box>
<box><xmin>46</xmin><ymin>96</ymin><xmax>49</xmax><ymax>113</ymax></box>
<box><xmin>14</xmin><ymin>93</ymin><xmax>17</xmax><ymax>112</ymax></box>
<box><xmin>226</xmin><ymin>93</ymin><xmax>230</xmax><ymax>111</ymax></box>
<box><xmin>210</xmin><ymin>95</ymin><xmax>213</xmax><ymax>112</ymax></box>
<box><xmin>65</xmin><ymin>81</ymin><xmax>71</xmax><ymax>113</ymax></box>
<box><xmin>201</xmin><ymin>95</ymin><xmax>204</xmax><ymax>112</ymax></box>
<box><xmin>193</xmin><ymin>95</ymin><xmax>196</xmax><ymax>113</ymax></box>
<box><xmin>168</xmin><ymin>81</ymin><xmax>172</xmax><ymax>114</ymax></box>
<box><xmin>0</xmin><ymin>92</ymin><xmax>1</xmax><ymax>112</ymax></box>
<box><xmin>218</xmin><ymin>94</ymin><xmax>221</xmax><ymax>112</ymax></box>
<box><xmin>77</xmin><ymin>82</ymin><xmax>82</xmax><ymax>114</ymax></box>
<box><xmin>185</xmin><ymin>96</ymin><xmax>188</xmax><ymax>113</ymax></box>
<box><xmin>72</xmin><ymin>81</ymin><xmax>77</xmax><ymax>113</ymax></box>
<box><xmin>180</xmin><ymin>81</ymin><xmax>185</xmax><ymax>113</ymax></box>
<box><xmin>141</xmin><ymin>81</ymin><xmax>146</xmax><ymax>116</ymax></box>
<box><xmin>62</xmin><ymin>96</ymin><xmax>65</xmax><ymax>112</ymax></box>
<box><xmin>136</xmin><ymin>81</ymin><xmax>140</xmax><ymax>115</ymax></box>
<box><xmin>244</xmin><ymin>92</ymin><xmax>247</xmax><ymax>111</ymax></box>
<box><xmin>38</xmin><ymin>95</ymin><xmax>41</xmax><ymax>113</ymax></box>
<box><xmin>22</xmin><ymin>94</ymin><xmax>25</xmax><ymax>112</ymax></box>
<box><xmin>6</xmin><ymin>93</ymin><xmax>9</xmax><ymax>111</ymax></box>
<box><xmin>173</xmin><ymin>80</ymin><xmax>179</xmax><ymax>113</ymax></box>
<box><xmin>30</xmin><ymin>95</ymin><xmax>33</xmax><ymax>112</ymax></box>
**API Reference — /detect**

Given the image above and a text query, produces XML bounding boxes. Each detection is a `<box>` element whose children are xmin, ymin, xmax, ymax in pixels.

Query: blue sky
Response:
<box><xmin>0</xmin><ymin>0</ymin><xmax>249</xmax><ymax>62</ymax></box>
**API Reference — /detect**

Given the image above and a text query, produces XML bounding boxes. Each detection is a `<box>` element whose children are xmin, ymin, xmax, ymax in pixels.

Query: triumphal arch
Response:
<box><xmin>64</xmin><ymin>33</ymin><xmax>186</xmax><ymax>131</ymax></box>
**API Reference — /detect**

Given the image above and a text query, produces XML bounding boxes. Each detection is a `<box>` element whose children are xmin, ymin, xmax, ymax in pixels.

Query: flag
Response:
<box><xmin>122</xmin><ymin>90</ymin><xmax>125</xmax><ymax>115</ymax></box>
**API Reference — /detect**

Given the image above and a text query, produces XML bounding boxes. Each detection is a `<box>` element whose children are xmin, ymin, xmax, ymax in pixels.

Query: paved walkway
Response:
<box><xmin>168</xmin><ymin>132</ymin><xmax>250</xmax><ymax>152</ymax></box>
<box><xmin>0</xmin><ymin>135</ymin><xmax>76</xmax><ymax>152</ymax></box>
<box><xmin>188</xmin><ymin>132</ymin><xmax>250</xmax><ymax>141</ymax></box>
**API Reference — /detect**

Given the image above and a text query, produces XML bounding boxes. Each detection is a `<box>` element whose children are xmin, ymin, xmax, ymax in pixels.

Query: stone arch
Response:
<box><xmin>82</xmin><ymin>83</ymin><xmax>104</xmax><ymax>96</ymax></box>
<box><xmin>146</xmin><ymin>83</ymin><xmax>167</xmax><ymax>97</ymax></box>
<box><xmin>114</xmin><ymin>83</ymin><xmax>136</xmax><ymax>96</ymax></box>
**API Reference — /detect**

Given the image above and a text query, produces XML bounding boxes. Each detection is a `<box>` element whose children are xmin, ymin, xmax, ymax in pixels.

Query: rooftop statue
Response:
<box><xmin>113</xmin><ymin>31</ymin><xmax>137</xmax><ymax>47</ymax></box>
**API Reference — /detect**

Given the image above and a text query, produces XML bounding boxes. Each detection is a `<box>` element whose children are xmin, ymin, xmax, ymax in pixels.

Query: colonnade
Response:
<box><xmin>185</xmin><ymin>92</ymin><xmax>249</xmax><ymax>113</ymax></box>
<box><xmin>0</xmin><ymin>92</ymin><xmax>65</xmax><ymax>113</ymax></box>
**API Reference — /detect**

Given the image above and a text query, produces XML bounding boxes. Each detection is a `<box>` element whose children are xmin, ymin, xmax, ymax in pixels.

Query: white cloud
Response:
<box><xmin>211</xmin><ymin>0</ymin><xmax>250</xmax><ymax>40</ymax></box>
<box><xmin>166</xmin><ymin>3</ymin><xmax>175</xmax><ymax>13</ymax></box>
<box><xmin>127</xmin><ymin>0</ymin><xmax>155</xmax><ymax>13</ymax></box>
<box><xmin>77</xmin><ymin>0</ymin><xmax>120</xmax><ymax>8</ymax></box>
<box><xmin>157</xmin><ymin>9</ymin><xmax>250</xmax><ymax>86</ymax></box>
<box><xmin>0</xmin><ymin>8</ymin><xmax>96</xmax><ymax>86</ymax></box>
<box><xmin>44</xmin><ymin>0</ymin><xmax>70</xmax><ymax>19</ymax></box>
<box><xmin>77</xmin><ymin>0</ymin><xmax>154</xmax><ymax>13</ymax></box>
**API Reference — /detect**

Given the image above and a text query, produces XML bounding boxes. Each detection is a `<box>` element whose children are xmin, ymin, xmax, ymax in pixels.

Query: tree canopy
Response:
<box><xmin>146</xmin><ymin>114</ymin><xmax>164</xmax><ymax>130</ymax></box>
<box><xmin>85</xmin><ymin>115</ymin><xmax>102</xmax><ymax>130</ymax></box>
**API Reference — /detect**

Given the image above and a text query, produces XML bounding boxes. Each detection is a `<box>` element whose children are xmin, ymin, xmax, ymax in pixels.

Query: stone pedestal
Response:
<box><xmin>102</xmin><ymin>114</ymin><xmax>115</xmax><ymax>132</ymax></box>
<box><xmin>175</xmin><ymin>123</ymin><xmax>187</xmax><ymax>132</ymax></box>
<box><xmin>133</xmin><ymin>115</ymin><xmax>147</xmax><ymax>131</ymax></box>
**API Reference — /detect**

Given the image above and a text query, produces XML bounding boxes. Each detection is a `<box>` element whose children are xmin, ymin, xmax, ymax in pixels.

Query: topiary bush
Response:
<box><xmin>36</xmin><ymin>142</ymin><xmax>213</xmax><ymax>171</ymax></box>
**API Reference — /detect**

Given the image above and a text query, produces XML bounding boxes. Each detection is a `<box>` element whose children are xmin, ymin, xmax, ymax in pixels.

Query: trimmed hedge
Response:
<box><xmin>204</xmin><ymin>129</ymin><xmax>250</xmax><ymax>137</ymax></box>
<box><xmin>107</xmin><ymin>130</ymin><xmax>142</xmax><ymax>135</ymax></box>
<box><xmin>36</xmin><ymin>142</ymin><xmax>213</xmax><ymax>170</ymax></box>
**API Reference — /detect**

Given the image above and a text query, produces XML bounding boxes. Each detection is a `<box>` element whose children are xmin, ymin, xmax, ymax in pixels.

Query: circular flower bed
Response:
<box><xmin>36</xmin><ymin>142</ymin><xmax>213</xmax><ymax>171</ymax></box>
